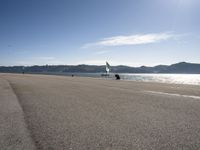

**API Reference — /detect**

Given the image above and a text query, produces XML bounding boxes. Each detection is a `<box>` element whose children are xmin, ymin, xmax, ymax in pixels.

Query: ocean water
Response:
<box><xmin>61</xmin><ymin>73</ymin><xmax>200</xmax><ymax>86</ymax></box>
<box><xmin>119</xmin><ymin>74</ymin><xmax>200</xmax><ymax>85</ymax></box>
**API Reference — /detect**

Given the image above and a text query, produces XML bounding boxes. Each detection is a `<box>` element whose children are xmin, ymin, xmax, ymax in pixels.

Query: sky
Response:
<box><xmin>0</xmin><ymin>0</ymin><xmax>200</xmax><ymax>66</ymax></box>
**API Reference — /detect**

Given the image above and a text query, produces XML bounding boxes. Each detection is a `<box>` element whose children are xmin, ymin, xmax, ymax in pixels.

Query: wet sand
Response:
<box><xmin>1</xmin><ymin>73</ymin><xmax>200</xmax><ymax>150</ymax></box>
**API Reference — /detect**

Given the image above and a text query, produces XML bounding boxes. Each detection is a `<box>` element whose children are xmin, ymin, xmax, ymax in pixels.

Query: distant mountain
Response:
<box><xmin>161</xmin><ymin>62</ymin><xmax>200</xmax><ymax>73</ymax></box>
<box><xmin>0</xmin><ymin>62</ymin><xmax>200</xmax><ymax>74</ymax></box>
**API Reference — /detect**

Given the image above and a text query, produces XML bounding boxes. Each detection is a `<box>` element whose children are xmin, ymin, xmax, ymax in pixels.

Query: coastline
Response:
<box><xmin>1</xmin><ymin>72</ymin><xmax>200</xmax><ymax>86</ymax></box>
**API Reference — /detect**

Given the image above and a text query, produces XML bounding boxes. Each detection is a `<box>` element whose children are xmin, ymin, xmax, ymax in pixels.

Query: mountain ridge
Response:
<box><xmin>0</xmin><ymin>62</ymin><xmax>200</xmax><ymax>74</ymax></box>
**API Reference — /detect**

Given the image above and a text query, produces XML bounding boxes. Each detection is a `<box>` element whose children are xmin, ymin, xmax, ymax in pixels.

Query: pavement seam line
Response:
<box><xmin>4</xmin><ymin>78</ymin><xmax>38</xmax><ymax>150</ymax></box>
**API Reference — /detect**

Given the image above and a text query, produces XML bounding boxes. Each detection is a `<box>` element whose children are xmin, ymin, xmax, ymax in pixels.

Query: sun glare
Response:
<box><xmin>163</xmin><ymin>0</ymin><xmax>195</xmax><ymax>7</ymax></box>
<box><xmin>178</xmin><ymin>0</ymin><xmax>194</xmax><ymax>6</ymax></box>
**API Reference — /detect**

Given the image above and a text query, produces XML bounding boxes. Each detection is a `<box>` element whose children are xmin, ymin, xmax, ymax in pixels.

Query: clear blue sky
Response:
<box><xmin>0</xmin><ymin>0</ymin><xmax>200</xmax><ymax>66</ymax></box>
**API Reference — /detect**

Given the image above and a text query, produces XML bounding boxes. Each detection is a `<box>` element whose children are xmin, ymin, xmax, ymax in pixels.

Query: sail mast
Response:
<box><xmin>106</xmin><ymin>62</ymin><xmax>110</xmax><ymax>74</ymax></box>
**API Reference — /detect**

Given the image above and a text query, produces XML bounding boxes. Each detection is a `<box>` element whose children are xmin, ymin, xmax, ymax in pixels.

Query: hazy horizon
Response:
<box><xmin>1</xmin><ymin>0</ymin><xmax>200</xmax><ymax>66</ymax></box>
<box><xmin>1</xmin><ymin>61</ymin><xmax>199</xmax><ymax>68</ymax></box>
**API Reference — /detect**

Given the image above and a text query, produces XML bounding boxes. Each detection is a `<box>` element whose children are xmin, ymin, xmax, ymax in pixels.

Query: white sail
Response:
<box><xmin>106</xmin><ymin>62</ymin><xmax>110</xmax><ymax>74</ymax></box>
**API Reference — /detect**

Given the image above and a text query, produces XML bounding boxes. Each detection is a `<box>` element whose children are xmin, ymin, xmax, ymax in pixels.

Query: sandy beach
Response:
<box><xmin>1</xmin><ymin>73</ymin><xmax>200</xmax><ymax>150</ymax></box>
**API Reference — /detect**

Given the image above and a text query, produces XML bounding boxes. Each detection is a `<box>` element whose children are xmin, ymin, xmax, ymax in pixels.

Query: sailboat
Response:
<box><xmin>101</xmin><ymin>62</ymin><xmax>111</xmax><ymax>77</ymax></box>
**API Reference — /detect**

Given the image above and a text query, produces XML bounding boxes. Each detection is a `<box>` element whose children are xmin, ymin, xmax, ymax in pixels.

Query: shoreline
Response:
<box><xmin>0</xmin><ymin>72</ymin><xmax>200</xmax><ymax>87</ymax></box>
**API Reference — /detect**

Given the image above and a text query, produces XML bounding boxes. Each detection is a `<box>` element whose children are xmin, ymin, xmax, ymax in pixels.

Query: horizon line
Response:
<box><xmin>0</xmin><ymin>61</ymin><xmax>198</xmax><ymax>68</ymax></box>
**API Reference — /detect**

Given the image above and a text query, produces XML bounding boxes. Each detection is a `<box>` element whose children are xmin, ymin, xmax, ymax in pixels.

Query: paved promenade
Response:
<box><xmin>1</xmin><ymin>73</ymin><xmax>200</xmax><ymax>150</ymax></box>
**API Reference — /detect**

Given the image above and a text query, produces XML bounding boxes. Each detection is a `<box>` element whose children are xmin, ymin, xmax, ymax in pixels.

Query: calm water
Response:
<box><xmin>119</xmin><ymin>74</ymin><xmax>200</xmax><ymax>85</ymax></box>
<box><xmin>50</xmin><ymin>73</ymin><xmax>200</xmax><ymax>86</ymax></box>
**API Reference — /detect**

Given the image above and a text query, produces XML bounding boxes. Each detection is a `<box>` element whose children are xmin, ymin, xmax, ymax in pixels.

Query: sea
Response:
<box><xmin>44</xmin><ymin>72</ymin><xmax>200</xmax><ymax>86</ymax></box>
